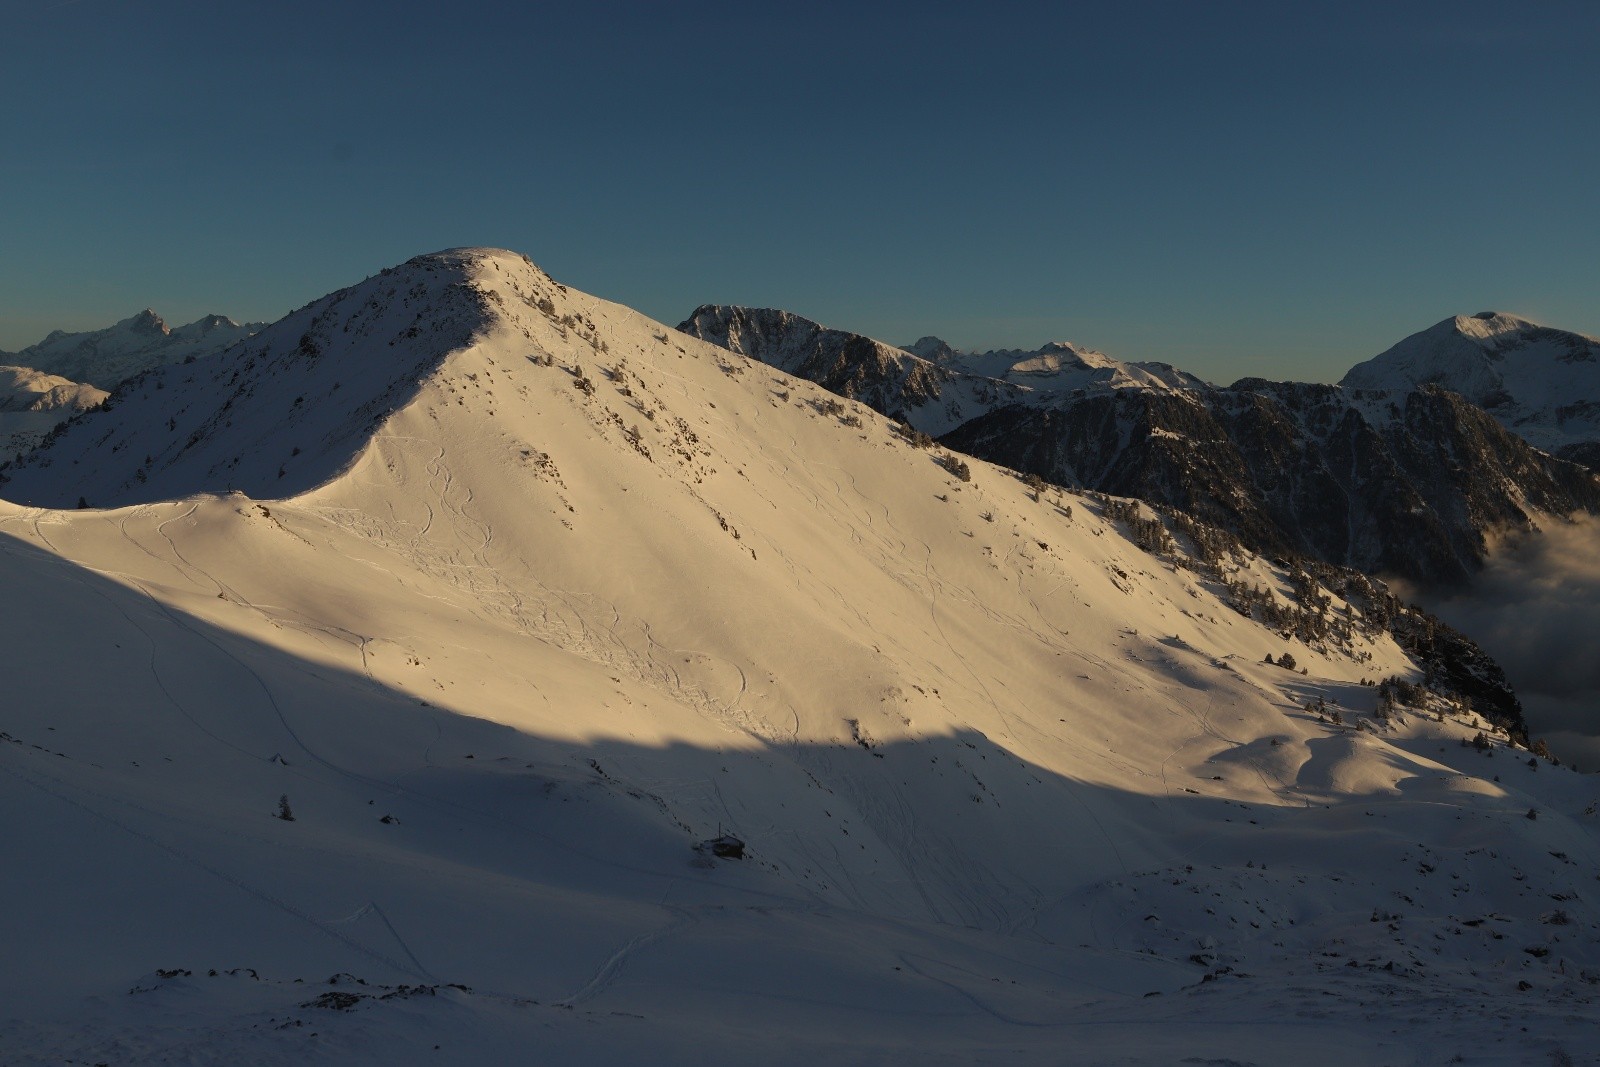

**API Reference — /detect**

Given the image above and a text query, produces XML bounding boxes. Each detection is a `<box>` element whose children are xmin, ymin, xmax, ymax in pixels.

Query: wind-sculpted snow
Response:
<box><xmin>1</xmin><ymin>250</ymin><xmax>1597</xmax><ymax>1064</ymax></box>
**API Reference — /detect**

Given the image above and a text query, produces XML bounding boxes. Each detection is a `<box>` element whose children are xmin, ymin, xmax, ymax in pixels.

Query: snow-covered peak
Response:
<box><xmin>9</xmin><ymin>306</ymin><xmax>267</xmax><ymax>389</ymax></box>
<box><xmin>1341</xmin><ymin>313</ymin><xmax>1600</xmax><ymax>456</ymax></box>
<box><xmin>901</xmin><ymin>336</ymin><xmax>1209</xmax><ymax>394</ymax></box>
<box><xmin>0</xmin><ymin>365</ymin><xmax>106</xmax><ymax>414</ymax></box>
<box><xmin>126</xmin><ymin>308</ymin><xmax>168</xmax><ymax>335</ymax></box>
<box><xmin>2</xmin><ymin>247</ymin><xmax>1596</xmax><ymax>1061</ymax></box>
<box><xmin>0</xmin><ymin>247</ymin><xmax>563</xmax><ymax>506</ymax></box>
<box><xmin>170</xmin><ymin>313</ymin><xmax>246</xmax><ymax>341</ymax></box>
<box><xmin>903</xmin><ymin>335</ymin><xmax>956</xmax><ymax>362</ymax></box>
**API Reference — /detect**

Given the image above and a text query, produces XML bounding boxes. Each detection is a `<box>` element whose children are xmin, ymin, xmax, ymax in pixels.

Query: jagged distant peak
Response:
<box><xmin>677</xmin><ymin>304</ymin><xmax>919</xmax><ymax>370</ymax></box>
<box><xmin>679</xmin><ymin>303</ymin><xmax>833</xmax><ymax>338</ymax></box>
<box><xmin>8</xmin><ymin>303</ymin><xmax>272</xmax><ymax>389</ymax></box>
<box><xmin>126</xmin><ymin>308</ymin><xmax>168</xmax><ymax>334</ymax></box>
<box><xmin>922</xmin><ymin>336</ymin><xmax>1205</xmax><ymax>393</ymax></box>
<box><xmin>903</xmin><ymin>335</ymin><xmax>957</xmax><ymax>362</ymax></box>
<box><xmin>903</xmin><ymin>336</ymin><xmax>1106</xmax><ymax>364</ymax></box>
<box><xmin>1010</xmin><ymin>341</ymin><xmax>1117</xmax><ymax>372</ymax></box>
<box><xmin>175</xmin><ymin>313</ymin><xmax>244</xmax><ymax>335</ymax></box>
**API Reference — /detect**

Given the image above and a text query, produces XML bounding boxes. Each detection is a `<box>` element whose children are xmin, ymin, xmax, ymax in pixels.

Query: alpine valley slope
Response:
<box><xmin>2</xmin><ymin>249</ymin><xmax>1597</xmax><ymax>1065</ymax></box>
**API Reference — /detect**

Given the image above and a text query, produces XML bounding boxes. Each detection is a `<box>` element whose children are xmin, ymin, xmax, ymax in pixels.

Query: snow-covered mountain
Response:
<box><xmin>903</xmin><ymin>334</ymin><xmax>1207</xmax><ymax>393</ymax></box>
<box><xmin>945</xmin><ymin>379</ymin><xmax>1600</xmax><ymax>586</ymax></box>
<box><xmin>677</xmin><ymin>305</ymin><xmax>1018</xmax><ymax>435</ymax></box>
<box><xmin>3</xmin><ymin>250</ymin><xmax>1597</xmax><ymax>1064</ymax></box>
<box><xmin>1</xmin><ymin>309</ymin><xmax>265</xmax><ymax>389</ymax></box>
<box><xmin>684</xmin><ymin>309</ymin><xmax>1600</xmax><ymax>585</ymax></box>
<box><xmin>1342</xmin><ymin>312</ymin><xmax>1600</xmax><ymax>468</ymax></box>
<box><xmin>677</xmin><ymin>308</ymin><xmax>1204</xmax><ymax>436</ymax></box>
<box><xmin>0</xmin><ymin>365</ymin><xmax>107</xmax><ymax>458</ymax></box>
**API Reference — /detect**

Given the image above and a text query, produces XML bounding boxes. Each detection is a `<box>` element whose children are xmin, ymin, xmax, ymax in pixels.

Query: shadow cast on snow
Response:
<box><xmin>2</xmin><ymin>530</ymin><xmax>1597</xmax><ymax>1064</ymax></box>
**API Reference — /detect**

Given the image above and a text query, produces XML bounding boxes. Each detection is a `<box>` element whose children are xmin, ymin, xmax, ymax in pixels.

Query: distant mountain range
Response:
<box><xmin>0</xmin><ymin>308</ymin><xmax>265</xmax><ymax>390</ymax></box>
<box><xmin>9</xmin><ymin>299</ymin><xmax>1597</xmax><ymax>591</ymax></box>
<box><xmin>681</xmin><ymin>308</ymin><xmax>1600</xmax><ymax>586</ymax></box>
<box><xmin>0</xmin><ymin>309</ymin><xmax>264</xmax><ymax>461</ymax></box>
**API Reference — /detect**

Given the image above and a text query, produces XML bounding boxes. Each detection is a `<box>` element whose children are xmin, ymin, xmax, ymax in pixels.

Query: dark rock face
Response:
<box><xmin>678</xmin><ymin>306</ymin><xmax>1019</xmax><ymax>432</ymax></box>
<box><xmin>1556</xmin><ymin>439</ymin><xmax>1600</xmax><ymax>471</ymax></box>
<box><xmin>681</xmin><ymin>306</ymin><xmax>1600</xmax><ymax>587</ymax></box>
<box><xmin>679</xmin><ymin>305</ymin><xmax>957</xmax><ymax>416</ymax></box>
<box><xmin>947</xmin><ymin>383</ymin><xmax>1600</xmax><ymax>586</ymax></box>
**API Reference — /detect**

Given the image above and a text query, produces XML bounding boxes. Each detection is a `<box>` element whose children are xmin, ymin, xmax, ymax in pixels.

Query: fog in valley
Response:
<box><xmin>1420</xmin><ymin>516</ymin><xmax>1600</xmax><ymax>771</ymax></box>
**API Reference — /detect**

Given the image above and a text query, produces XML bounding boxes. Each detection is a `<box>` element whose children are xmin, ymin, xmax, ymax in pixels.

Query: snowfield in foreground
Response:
<box><xmin>2</xmin><ymin>250</ymin><xmax>1596</xmax><ymax>1065</ymax></box>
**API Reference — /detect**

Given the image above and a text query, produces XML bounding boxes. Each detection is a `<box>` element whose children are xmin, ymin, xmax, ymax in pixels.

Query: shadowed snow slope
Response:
<box><xmin>2</xmin><ymin>249</ymin><xmax>1597</xmax><ymax>1064</ymax></box>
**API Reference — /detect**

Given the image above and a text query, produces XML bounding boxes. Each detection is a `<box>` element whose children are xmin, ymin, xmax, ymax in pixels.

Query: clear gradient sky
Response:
<box><xmin>3</xmin><ymin>0</ymin><xmax>1597</xmax><ymax>383</ymax></box>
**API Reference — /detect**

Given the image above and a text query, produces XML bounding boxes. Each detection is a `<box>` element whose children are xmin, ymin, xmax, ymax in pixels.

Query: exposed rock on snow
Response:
<box><xmin>1</xmin><ymin>250</ymin><xmax>1595</xmax><ymax>1065</ymax></box>
<box><xmin>684</xmin><ymin>308</ymin><xmax>1600</xmax><ymax>585</ymax></box>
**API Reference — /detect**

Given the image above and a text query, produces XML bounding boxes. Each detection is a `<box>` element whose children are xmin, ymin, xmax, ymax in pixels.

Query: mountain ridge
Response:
<box><xmin>681</xmin><ymin>306</ymin><xmax>1600</xmax><ymax>585</ymax></box>
<box><xmin>2</xmin><ymin>307</ymin><xmax>267</xmax><ymax>390</ymax></box>
<box><xmin>2</xmin><ymin>248</ymin><xmax>1595</xmax><ymax>1062</ymax></box>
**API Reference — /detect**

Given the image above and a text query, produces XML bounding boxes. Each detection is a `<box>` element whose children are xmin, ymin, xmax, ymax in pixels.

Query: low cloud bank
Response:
<box><xmin>1419</xmin><ymin>517</ymin><xmax>1600</xmax><ymax>771</ymax></box>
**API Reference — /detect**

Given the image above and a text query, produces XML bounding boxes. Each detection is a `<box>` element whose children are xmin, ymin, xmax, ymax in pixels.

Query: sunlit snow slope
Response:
<box><xmin>2</xmin><ymin>250</ymin><xmax>1597</xmax><ymax>1065</ymax></box>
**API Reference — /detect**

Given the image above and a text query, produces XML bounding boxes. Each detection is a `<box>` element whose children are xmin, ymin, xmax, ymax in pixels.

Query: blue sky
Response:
<box><xmin>2</xmin><ymin>0</ymin><xmax>1596</xmax><ymax>383</ymax></box>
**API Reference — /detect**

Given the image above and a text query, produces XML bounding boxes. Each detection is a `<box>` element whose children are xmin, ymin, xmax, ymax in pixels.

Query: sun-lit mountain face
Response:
<box><xmin>1343</xmin><ymin>312</ymin><xmax>1600</xmax><ymax>466</ymax></box>
<box><xmin>2</xmin><ymin>249</ymin><xmax>1596</xmax><ymax>1064</ymax></box>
